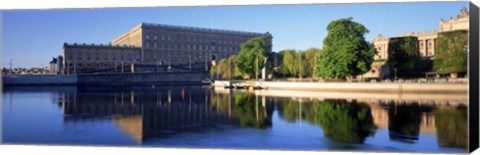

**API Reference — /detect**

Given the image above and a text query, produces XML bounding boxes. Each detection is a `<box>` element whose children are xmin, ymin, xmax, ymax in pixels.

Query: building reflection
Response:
<box><xmin>59</xmin><ymin>86</ymin><xmax>273</xmax><ymax>143</ymax></box>
<box><xmin>58</xmin><ymin>87</ymin><xmax>467</xmax><ymax>149</ymax></box>
<box><xmin>268</xmin><ymin>94</ymin><xmax>467</xmax><ymax>149</ymax></box>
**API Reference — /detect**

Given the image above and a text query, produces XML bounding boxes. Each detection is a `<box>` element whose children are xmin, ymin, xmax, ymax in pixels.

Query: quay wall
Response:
<box><xmin>214</xmin><ymin>81</ymin><xmax>468</xmax><ymax>93</ymax></box>
<box><xmin>3</xmin><ymin>71</ymin><xmax>209</xmax><ymax>86</ymax></box>
<box><xmin>3</xmin><ymin>75</ymin><xmax>77</xmax><ymax>85</ymax></box>
<box><xmin>77</xmin><ymin>71</ymin><xmax>208</xmax><ymax>85</ymax></box>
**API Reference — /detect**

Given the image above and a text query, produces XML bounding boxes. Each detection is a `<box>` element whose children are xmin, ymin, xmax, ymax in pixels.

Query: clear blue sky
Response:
<box><xmin>1</xmin><ymin>1</ymin><xmax>469</xmax><ymax>68</ymax></box>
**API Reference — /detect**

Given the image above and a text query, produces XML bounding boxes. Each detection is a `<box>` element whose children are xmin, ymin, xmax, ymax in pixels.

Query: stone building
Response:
<box><xmin>111</xmin><ymin>22</ymin><xmax>272</xmax><ymax>66</ymax></box>
<box><xmin>62</xmin><ymin>43</ymin><xmax>141</xmax><ymax>74</ymax></box>
<box><xmin>62</xmin><ymin>23</ymin><xmax>272</xmax><ymax>74</ymax></box>
<box><xmin>364</xmin><ymin>7</ymin><xmax>469</xmax><ymax>79</ymax></box>
<box><xmin>48</xmin><ymin>55</ymin><xmax>63</xmax><ymax>74</ymax></box>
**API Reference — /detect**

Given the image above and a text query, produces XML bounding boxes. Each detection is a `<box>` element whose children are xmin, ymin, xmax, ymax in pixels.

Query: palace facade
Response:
<box><xmin>363</xmin><ymin>7</ymin><xmax>469</xmax><ymax>79</ymax></box>
<box><xmin>62</xmin><ymin>23</ymin><xmax>272</xmax><ymax>74</ymax></box>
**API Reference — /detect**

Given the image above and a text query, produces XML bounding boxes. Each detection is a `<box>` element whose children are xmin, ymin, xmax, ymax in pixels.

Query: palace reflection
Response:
<box><xmin>56</xmin><ymin>86</ymin><xmax>467</xmax><ymax>149</ymax></box>
<box><xmin>58</xmin><ymin>86</ymin><xmax>273</xmax><ymax>143</ymax></box>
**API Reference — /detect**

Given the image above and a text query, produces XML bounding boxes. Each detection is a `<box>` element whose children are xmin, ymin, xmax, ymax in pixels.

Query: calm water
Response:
<box><xmin>2</xmin><ymin>85</ymin><xmax>468</xmax><ymax>153</ymax></box>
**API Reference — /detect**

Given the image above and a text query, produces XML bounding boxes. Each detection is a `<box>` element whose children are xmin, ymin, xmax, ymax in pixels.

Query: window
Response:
<box><xmin>136</xmin><ymin>51</ymin><xmax>141</xmax><ymax>61</ymax></box>
<box><xmin>154</xmin><ymin>42</ymin><xmax>158</xmax><ymax>49</ymax></box>
<box><xmin>154</xmin><ymin>35</ymin><xmax>158</xmax><ymax>40</ymax></box>
<box><xmin>145</xmin><ymin>42</ymin><xmax>150</xmax><ymax>48</ymax></box>
<box><xmin>128</xmin><ymin>53</ymin><xmax>132</xmax><ymax>60</ymax></box>
<box><xmin>161</xmin><ymin>36</ymin><xmax>165</xmax><ymax>40</ymax></box>
<box><xmin>145</xmin><ymin>34</ymin><xmax>150</xmax><ymax>40</ymax></box>
<box><xmin>112</xmin><ymin>53</ymin><xmax>116</xmax><ymax>60</ymax></box>
<box><xmin>193</xmin><ymin>44</ymin><xmax>197</xmax><ymax>51</ymax></box>
<box><xmin>161</xmin><ymin>43</ymin><xmax>165</xmax><ymax>49</ymax></box>
<box><xmin>168</xmin><ymin>36</ymin><xmax>171</xmax><ymax>41</ymax></box>
<box><xmin>104</xmin><ymin>53</ymin><xmax>108</xmax><ymax>60</ymax></box>
<box><xmin>121</xmin><ymin>53</ymin><xmax>124</xmax><ymax>60</ymax></box>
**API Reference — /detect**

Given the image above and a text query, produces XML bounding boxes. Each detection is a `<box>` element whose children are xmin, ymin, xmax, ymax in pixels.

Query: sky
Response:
<box><xmin>1</xmin><ymin>1</ymin><xmax>469</xmax><ymax>68</ymax></box>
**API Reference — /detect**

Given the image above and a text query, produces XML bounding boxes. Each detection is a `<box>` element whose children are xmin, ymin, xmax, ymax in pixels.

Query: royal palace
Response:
<box><xmin>61</xmin><ymin>23</ymin><xmax>272</xmax><ymax>74</ymax></box>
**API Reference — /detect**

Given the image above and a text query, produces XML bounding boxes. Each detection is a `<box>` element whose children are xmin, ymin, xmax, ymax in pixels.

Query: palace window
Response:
<box><xmin>136</xmin><ymin>51</ymin><xmax>141</xmax><ymax>61</ymax></box>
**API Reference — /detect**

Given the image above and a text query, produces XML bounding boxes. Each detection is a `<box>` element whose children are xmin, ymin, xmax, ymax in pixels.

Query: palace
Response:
<box><xmin>62</xmin><ymin>23</ymin><xmax>272</xmax><ymax>74</ymax></box>
<box><xmin>363</xmin><ymin>7</ymin><xmax>469</xmax><ymax>79</ymax></box>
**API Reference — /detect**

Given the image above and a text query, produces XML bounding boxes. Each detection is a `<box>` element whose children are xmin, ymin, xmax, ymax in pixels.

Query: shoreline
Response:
<box><xmin>213</xmin><ymin>80</ymin><xmax>468</xmax><ymax>93</ymax></box>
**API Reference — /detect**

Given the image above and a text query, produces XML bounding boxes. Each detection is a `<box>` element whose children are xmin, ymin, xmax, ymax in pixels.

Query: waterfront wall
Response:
<box><xmin>3</xmin><ymin>75</ymin><xmax>77</xmax><ymax>85</ymax></box>
<box><xmin>77</xmin><ymin>71</ymin><xmax>208</xmax><ymax>85</ymax></box>
<box><xmin>3</xmin><ymin>71</ymin><xmax>208</xmax><ymax>86</ymax></box>
<box><xmin>214</xmin><ymin>81</ymin><xmax>468</xmax><ymax>93</ymax></box>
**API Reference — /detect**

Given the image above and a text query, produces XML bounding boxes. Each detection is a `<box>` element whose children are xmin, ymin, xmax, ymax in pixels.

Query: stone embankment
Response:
<box><xmin>213</xmin><ymin>81</ymin><xmax>467</xmax><ymax>93</ymax></box>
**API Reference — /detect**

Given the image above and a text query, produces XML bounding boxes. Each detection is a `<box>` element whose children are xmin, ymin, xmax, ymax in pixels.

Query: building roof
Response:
<box><xmin>140</xmin><ymin>22</ymin><xmax>269</xmax><ymax>37</ymax></box>
<box><xmin>62</xmin><ymin>42</ymin><xmax>141</xmax><ymax>49</ymax></box>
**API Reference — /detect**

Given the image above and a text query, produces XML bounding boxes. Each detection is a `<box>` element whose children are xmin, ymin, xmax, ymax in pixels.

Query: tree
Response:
<box><xmin>434</xmin><ymin>30</ymin><xmax>468</xmax><ymax>73</ymax></box>
<box><xmin>235</xmin><ymin>35</ymin><xmax>272</xmax><ymax>78</ymax></box>
<box><xmin>282</xmin><ymin>49</ymin><xmax>298</xmax><ymax>76</ymax></box>
<box><xmin>303</xmin><ymin>48</ymin><xmax>320</xmax><ymax>78</ymax></box>
<box><xmin>315</xmin><ymin>17</ymin><xmax>375</xmax><ymax>79</ymax></box>
<box><xmin>274</xmin><ymin>50</ymin><xmax>290</xmax><ymax>77</ymax></box>
<box><xmin>387</xmin><ymin>37</ymin><xmax>420</xmax><ymax>78</ymax></box>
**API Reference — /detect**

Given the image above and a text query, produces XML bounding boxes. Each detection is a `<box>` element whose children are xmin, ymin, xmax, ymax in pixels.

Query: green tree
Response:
<box><xmin>315</xmin><ymin>17</ymin><xmax>375</xmax><ymax>79</ymax></box>
<box><xmin>434</xmin><ymin>30</ymin><xmax>468</xmax><ymax>73</ymax></box>
<box><xmin>274</xmin><ymin>50</ymin><xmax>290</xmax><ymax>77</ymax></box>
<box><xmin>282</xmin><ymin>49</ymin><xmax>298</xmax><ymax>76</ymax></box>
<box><xmin>235</xmin><ymin>35</ymin><xmax>272</xmax><ymax>78</ymax></box>
<box><xmin>303</xmin><ymin>48</ymin><xmax>320</xmax><ymax>78</ymax></box>
<box><xmin>387</xmin><ymin>37</ymin><xmax>420</xmax><ymax>78</ymax></box>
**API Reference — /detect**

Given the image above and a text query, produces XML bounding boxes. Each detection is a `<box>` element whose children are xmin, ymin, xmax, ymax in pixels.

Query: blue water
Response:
<box><xmin>2</xmin><ymin>85</ymin><xmax>467</xmax><ymax>153</ymax></box>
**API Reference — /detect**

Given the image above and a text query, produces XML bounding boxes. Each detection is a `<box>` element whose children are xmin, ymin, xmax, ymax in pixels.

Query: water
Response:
<box><xmin>2</xmin><ymin>85</ymin><xmax>468</xmax><ymax>153</ymax></box>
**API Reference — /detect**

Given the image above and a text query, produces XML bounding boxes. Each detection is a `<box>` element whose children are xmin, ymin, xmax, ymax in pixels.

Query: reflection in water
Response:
<box><xmin>387</xmin><ymin>103</ymin><xmax>429</xmax><ymax>143</ymax></box>
<box><xmin>312</xmin><ymin>100</ymin><xmax>376</xmax><ymax>144</ymax></box>
<box><xmin>3</xmin><ymin>85</ymin><xmax>468</xmax><ymax>152</ymax></box>
<box><xmin>435</xmin><ymin>106</ymin><xmax>468</xmax><ymax>149</ymax></box>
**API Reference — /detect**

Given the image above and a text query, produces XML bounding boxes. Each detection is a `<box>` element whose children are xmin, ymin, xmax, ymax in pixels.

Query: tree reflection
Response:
<box><xmin>312</xmin><ymin>100</ymin><xmax>376</xmax><ymax>144</ymax></box>
<box><xmin>233</xmin><ymin>92</ymin><xmax>273</xmax><ymax>129</ymax></box>
<box><xmin>387</xmin><ymin>103</ymin><xmax>422</xmax><ymax>143</ymax></box>
<box><xmin>435</xmin><ymin>106</ymin><xmax>468</xmax><ymax>149</ymax></box>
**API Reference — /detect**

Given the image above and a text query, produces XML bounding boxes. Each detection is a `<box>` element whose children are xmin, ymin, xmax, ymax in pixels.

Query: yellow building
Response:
<box><xmin>62</xmin><ymin>43</ymin><xmax>141</xmax><ymax>74</ymax></box>
<box><xmin>62</xmin><ymin>23</ymin><xmax>272</xmax><ymax>74</ymax></box>
<box><xmin>111</xmin><ymin>22</ymin><xmax>272</xmax><ymax>66</ymax></box>
<box><xmin>364</xmin><ymin>7</ymin><xmax>469</xmax><ymax>79</ymax></box>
